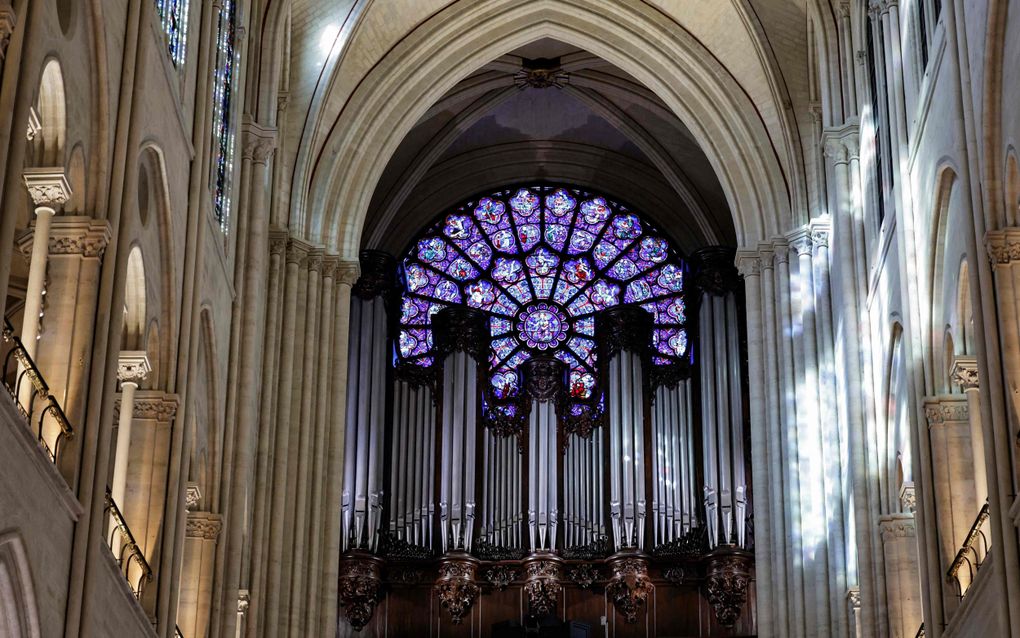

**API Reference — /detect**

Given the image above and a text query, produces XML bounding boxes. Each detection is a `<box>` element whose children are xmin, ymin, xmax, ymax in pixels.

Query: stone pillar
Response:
<box><xmin>178</xmin><ymin>484</ymin><xmax>222</xmax><ymax>638</ymax></box>
<box><xmin>951</xmin><ymin>357</ymin><xmax>987</xmax><ymax>505</ymax></box>
<box><xmin>0</xmin><ymin>1</ymin><xmax>15</xmax><ymax>65</ymax></box>
<box><xmin>111</xmin><ymin>352</ymin><xmax>151</xmax><ymax>510</ymax></box>
<box><xmin>19</xmin><ymin>169</ymin><xmax>70</xmax><ymax>362</ymax></box>
<box><xmin>923</xmin><ymin>397</ymin><xmax>976</xmax><ymax>563</ymax></box>
<box><xmin>879</xmin><ymin>514</ymin><xmax>922</xmax><ymax>638</ymax></box>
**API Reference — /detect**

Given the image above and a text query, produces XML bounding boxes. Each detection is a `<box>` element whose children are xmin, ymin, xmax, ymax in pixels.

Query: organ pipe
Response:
<box><xmin>521</xmin><ymin>357</ymin><xmax>567</xmax><ymax>552</ymax></box>
<box><xmin>597</xmin><ymin>306</ymin><xmax>654</xmax><ymax>552</ymax></box>
<box><xmin>694</xmin><ymin>246</ymin><xmax>749</xmax><ymax>550</ymax></box>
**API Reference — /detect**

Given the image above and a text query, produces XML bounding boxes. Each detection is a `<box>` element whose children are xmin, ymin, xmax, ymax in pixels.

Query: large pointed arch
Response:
<box><xmin>295</xmin><ymin>0</ymin><xmax>800</xmax><ymax>258</ymax></box>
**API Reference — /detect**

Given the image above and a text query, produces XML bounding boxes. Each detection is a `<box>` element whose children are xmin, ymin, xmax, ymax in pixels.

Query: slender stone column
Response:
<box><xmin>20</xmin><ymin>169</ymin><xmax>71</xmax><ymax>361</ymax></box>
<box><xmin>879</xmin><ymin>514</ymin><xmax>922</xmax><ymax>638</ymax></box>
<box><xmin>178</xmin><ymin>495</ymin><xmax>223</xmax><ymax>638</ymax></box>
<box><xmin>111</xmin><ymin>352</ymin><xmax>151</xmax><ymax>509</ymax></box>
<box><xmin>951</xmin><ymin>357</ymin><xmax>987</xmax><ymax>505</ymax></box>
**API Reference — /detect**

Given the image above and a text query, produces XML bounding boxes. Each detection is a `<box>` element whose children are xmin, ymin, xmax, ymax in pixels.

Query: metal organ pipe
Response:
<box><xmin>598</xmin><ymin>306</ymin><xmax>653</xmax><ymax>552</ymax></box>
<box><xmin>341</xmin><ymin>291</ymin><xmax>390</xmax><ymax>552</ymax></box>
<box><xmin>387</xmin><ymin>378</ymin><xmax>435</xmax><ymax>549</ymax></box>
<box><xmin>694</xmin><ymin>247</ymin><xmax>749</xmax><ymax>550</ymax></box>
<box><xmin>522</xmin><ymin>357</ymin><xmax>565</xmax><ymax>553</ymax></box>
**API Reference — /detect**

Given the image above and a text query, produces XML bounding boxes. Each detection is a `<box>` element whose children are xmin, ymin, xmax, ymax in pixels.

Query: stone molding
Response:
<box><xmin>185</xmin><ymin>511</ymin><xmax>222</xmax><ymax>540</ymax></box>
<box><xmin>879</xmin><ymin>513</ymin><xmax>916</xmax><ymax>542</ymax></box>
<box><xmin>923</xmin><ymin>395</ymin><xmax>968</xmax><ymax>426</ymax></box>
<box><xmin>18</xmin><ymin>217</ymin><xmax>112</xmax><ymax>260</ymax></box>
<box><xmin>114</xmin><ymin>391</ymin><xmax>180</xmax><ymax>422</ymax></box>
<box><xmin>117</xmin><ymin>351</ymin><xmax>151</xmax><ymax>384</ymax></box>
<box><xmin>23</xmin><ymin>168</ymin><xmax>71</xmax><ymax>207</ymax></box>
<box><xmin>985</xmin><ymin>227</ymin><xmax>1020</xmax><ymax>265</ymax></box>
<box><xmin>951</xmin><ymin>356</ymin><xmax>980</xmax><ymax>389</ymax></box>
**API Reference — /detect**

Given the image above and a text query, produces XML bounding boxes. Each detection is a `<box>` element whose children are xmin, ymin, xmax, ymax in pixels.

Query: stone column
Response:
<box><xmin>111</xmin><ymin>352</ymin><xmax>151</xmax><ymax>510</ymax></box>
<box><xmin>0</xmin><ymin>1</ymin><xmax>15</xmax><ymax>65</ymax></box>
<box><xmin>879</xmin><ymin>514</ymin><xmax>922</xmax><ymax>638</ymax></box>
<box><xmin>19</xmin><ymin>170</ymin><xmax>70</xmax><ymax>358</ymax></box>
<box><xmin>951</xmin><ymin>357</ymin><xmax>987</xmax><ymax>505</ymax></box>
<box><xmin>178</xmin><ymin>484</ymin><xmax>222</xmax><ymax>638</ymax></box>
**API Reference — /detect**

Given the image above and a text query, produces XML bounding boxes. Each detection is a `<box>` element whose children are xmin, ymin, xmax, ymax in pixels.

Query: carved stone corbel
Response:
<box><xmin>434</xmin><ymin>555</ymin><xmax>480</xmax><ymax>625</ymax></box>
<box><xmin>606</xmin><ymin>555</ymin><xmax>653</xmax><ymax>624</ymax></box>
<box><xmin>338</xmin><ymin>552</ymin><xmax>383</xmax><ymax>631</ymax></box>
<box><xmin>704</xmin><ymin>549</ymin><xmax>753</xmax><ymax>627</ymax></box>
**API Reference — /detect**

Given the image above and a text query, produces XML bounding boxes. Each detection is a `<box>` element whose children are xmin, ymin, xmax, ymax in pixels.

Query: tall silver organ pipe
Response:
<box><xmin>563</xmin><ymin>430</ymin><xmax>604</xmax><ymax>549</ymax></box>
<box><xmin>387</xmin><ymin>377</ymin><xmax>435</xmax><ymax>549</ymax></box>
<box><xmin>598</xmin><ymin>307</ymin><xmax>653</xmax><ymax>552</ymax></box>
<box><xmin>341</xmin><ymin>257</ymin><xmax>393</xmax><ymax>552</ymax></box>
<box><xmin>433</xmin><ymin>307</ymin><xmax>488</xmax><ymax>554</ymax></box>
<box><xmin>694</xmin><ymin>247</ymin><xmax>748</xmax><ymax>549</ymax></box>
<box><xmin>522</xmin><ymin>357</ymin><xmax>566</xmax><ymax>552</ymax></box>
<box><xmin>651</xmin><ymin>380</ymin><xmax>697</xmax><ymax>546</ymax></box>
<box><xmin>478</xmin><ymin>428</ymin><xmax>523</xmax><ymax>551</ymax></box>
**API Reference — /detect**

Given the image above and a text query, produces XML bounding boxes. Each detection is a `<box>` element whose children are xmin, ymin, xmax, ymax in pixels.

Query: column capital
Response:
<box><xmin>923</xmin><ymin>395</ymin><xmax>968</xmax><ymax>426</ymax></box>
<box><xmin>117</xmin><ymin>350</ymin><xmax>151</xmax><ymax>385</ymax></box>
<box><xmin>899</xmin><ymin>482</ymin><xmax>916</xmax><ymax>513</ymax></box>
<box><xmin>693</xmin><ymin>246</ymin><xmax>741</xmax><ymax>294</ymax></box>
<box><xmin>788</xmin><ymin>229</ymin><xmax>813</xmax><ymax>257</ymax></box>
<box><xmin>241</xmin><ymin>119</ymin><xmax>278</xmax><ymax>165</ymax></box>
<box><xmin>950</xmin><ymin>355</ymin><xmax>980</xmax><ymax>389</ymax></box>
<box><xmin>878</xmin><ymin>513</ymin><xmax>916</xmax><ymax>542</ymax></box>
<box><xmin>112</xmin><ymin>390</ymin><xmax>179</xmax><ymax>422</ymax></box>
<box><xmin>353</xmin><ymin>250</ymin><xmax>395</xmax><ymax>298</ymax></box>
<box><xmin>985</xmin><ymin>227</ymin><xmax>1020</xmax><ymax>265</ymax></box>
<box><xmin>307</xmin><ymin>249</ymin><xmax>324</xmax><ymax>274</ymax></box>
<box><xmin>321</xmin><ymin>255</ymin><xmax>339</xmax><ymax>280</ymax></box>
<box><xmin>336</xmin><ymin>261</ymin><xmax>361</xmax><ymax>287</ymax></box>
<box><xmin>185</xmin><ymin>511</ymin><xmax>223</xmax><ymax>540</ymax></box>
<box><xmin>846</xmin><ymin>587</ymin><xmax>861</xmax><ymax>609</ymax></box>
<box><xmin>286</xmin><ymin>238</ymin><xmax>312</xmax><ymax>267</ymax></box>
<box><xmin>269</xmin><ymin>226</ymin><xmax>289</xmax><ymax>256</ymax></box>
<box><xmin>822</xmin><ymin>123</ymin><xmax>860</xmax><ymax>165</ymax></box>
<box><xmin>23</xmin><ymin>168</ymin><xmax>71</xmax><ymax>208</ymax></box>
<box><xmin>810</xmin><ymin>217</ymin><xmax>831</xmax><ymax>250</ymax></box>
<box><xmin>734</xmin><ymin>250</ymin><xmax>761</xmax><ymax>278</ymax></box>
<box><xmin>18</xmin><ymin>217</ymin><xmax>112</xmax><ymax>261</ymax></box>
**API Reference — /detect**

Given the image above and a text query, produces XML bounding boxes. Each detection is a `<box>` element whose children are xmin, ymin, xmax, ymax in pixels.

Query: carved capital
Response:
<box><xmin>241</xmin><ymin>122</ymin><xmax>277</xmax><ymax>166</ymax></box>
<box><xmin>269</xmin><ymin>228</ymin><xmax>288</xmax><ymax>257</ymax></box>
<box><xmin>704</xmin><ymin>549</ymin><xmax>753</xmax><ymax>628</ymax></box>
<box><xmin>19</xmin><ymin>217</ymin><xmax>112</xmax><ymax>260</ymax></box>
<box><xmin>985</xmin><ymin>228</ymin><xmax>1020</xmax><ymax>265</ymax></box>
<box><xmin>951</xmin><ymin>355</ymin><xmax>980</xmax><ymax>389</ymax></box>
<box><xmin>435</xmin><ymin>556</ymin><xmax>480</xmax><ymax>625</ymax></box>
<box><xmin>923</xmin><ymin>395</ymin><xmax>968</xmax><ymax>426</ymax></box>
<box><xmin>336</xmin><ymin>261</ymin><xmax>361</xmax><ymax>287</ymax></box>
<box><xmin>23</xmin><ymin>168</ymin><xmax>71</xmax><ymax>207</ymax></box>
<box><xmin>847</xmin><ymin>587</ymin><xmax>862</xmax><ymax>609</ymax></box>
<box><xmin>185</xmin><ymin>511</ymin><xmax>222</xmax><ymax>540</ymax></box>
<box><xmin>822</xmin><ymin>124</ymin><xmax>861</xmax><ymax>165</ymax></box>
<box><xmin>790</xmin><ymin>233</ymin><xmax>813</xmax><ymax>257</ymax></box>
<box><xmin>286</xmin><ymin>239</ymin><xmax>310</xmax><ymax>267</ymax></box>
<box><xmin>735</xmin><ymin>251</ymin><xmax>761</xmax><ymax>278</ymax></box>
<box><xmin>237</xmin><ymin>590</ymin><xmax>250</xmax><ymax>614</ymax></box>
<box><xmin>306</xmin><ymin>250</ymin><xmax>324</xmax><ymax>274</ymax></box>
<box><xmin>596</xmin><ymin>305</ymin><xmax>653</xmax><ymax>363</ymax></box>
<box><xmin>522</xmin><ymin>356</ymin><xmax>567</xmax><ymax>403</ymax></box>
<box><xmin>606</xmin><ymin>556</ymin><xmax>653</xmax><ymax>624</ymax></box>
<box><xmin>433</xmin><ymin>306</ymin><xmax>489</xmax><ymax>362</ymax></box>
<box><xmin>117</xmin><ymin>351</ymin><xmax>151</xmax><ymax>385</ymax></box>
<box><xmin>338</xmin><ymin>553</ymin><xmax>383</xmax><ymax>631</ymax></box>
<box><xmin>899</xmin><ymin>482</ymin><xmax>917</xmax><ymax>513</ymax></box>
<box><xmin>879</xmin><ymin>513</ymin><xmax>916</xmax><ymax>541</ymax></box>
<box><xmin>321</xmin><ymin>255</ymin><xmax>339</xmax><ymax>280</ymax></box>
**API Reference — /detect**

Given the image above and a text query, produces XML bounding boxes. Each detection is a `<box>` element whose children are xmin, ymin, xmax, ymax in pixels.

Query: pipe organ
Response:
<box><xmin>338</xmin><ymin>241</ymin><xmax>756</xmax><ymax>634</ymax></box>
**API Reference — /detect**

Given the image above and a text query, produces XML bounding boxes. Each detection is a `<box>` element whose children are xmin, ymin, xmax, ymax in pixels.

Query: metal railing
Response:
<box><xmin>104</xmin><ymin>487</ymin><xmax>153</xmax><ymax>599</ymax></box>
<box><xmin>1</xmin><ymin>318</ymin><xmax>74</xmax><ymax>464</ymax></box>
<box><xmin>915</xmin><ymin>622</ymin><xmax>925</xmax><ymax>638</ymax></box>
<box><xmin>946</xmin><ymin>502</ymin><xmax>991</xmax><ymax>598</ymax></box>
<box><xmin>175</xmin><ymin>626</ymin><xmax>184</xmax><ymax>638</ymax></box>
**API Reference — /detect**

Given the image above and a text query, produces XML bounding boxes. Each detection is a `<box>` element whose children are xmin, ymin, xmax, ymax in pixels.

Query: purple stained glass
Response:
<box><xmin>612</xmin><ymin>214</ymin><xmax>642</xmax><ymax>240</ymax></box>
<box><xmin>517</xmin><ymin>303</ymin><xmax>568</xmax><ymax>350</ymax></box>
<box><xmin>510</xmin><ymin>189</ymin><xmax>539</xmax><ymax>215</ymax></box>
<box><xmin>568</xmin><ymin>230</ymin><xmax>595</xmax><ymax>254</ymax></box>
<box><xmin>517</xmin><ymin>224</ymin><xmax>540</xmax><ymax>251</ymax></box>
<box><xmin>418</xmin><ymin>237</ymin><xmax>447</xmax><ymax>263</ymax></box>
<box><xmin>474</xmin><ymin>198</ymin><xmax>506</xmax><ymax>224</ymax></box>
<box><xmin>526</xmin><ymin>247</ymin><xmax>558</xmax><ymax>276</ymax></box>
<box><xmin>492</xmin><ymin>257</ymin><xmax>524</xmax><ymax>283</ymax></box>
<box><xmin>544</xmin><ymin>225</ymin><xmax>568</xmax><ymax>251</ymax></box>
<box><xmin>396</xmin><ymin>185</ymin><xmax>688</xmax><ymax>401</ymax></box>
<box><xmin>545</xmin><ymin>188</ymin><xmax>576</xmax><ymax>216</ymax></box>
<box><xmin>465</xmin><ymin>280</ymin><xmax>497</xmax><ymax>309</ymax></box>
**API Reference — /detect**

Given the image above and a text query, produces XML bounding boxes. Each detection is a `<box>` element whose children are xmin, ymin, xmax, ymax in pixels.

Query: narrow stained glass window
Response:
<box><xmin>396</xmin><ymin>185</ymin><xmax>690</xmax><ymax>414</ymax></box>
<box><xmin>211</xmin><ymin>0</ymin><xmax>238</xmax><ymax>232</ymax></box>
<box><xmin>156</xmin><ymin>0</ymin><xmax>190</xmax><ymax>67</ymax></box>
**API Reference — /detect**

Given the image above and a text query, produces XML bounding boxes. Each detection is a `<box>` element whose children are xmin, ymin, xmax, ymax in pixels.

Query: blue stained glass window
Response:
<box><xmin>395</xmin><ymin>185</ymin><xmax>690</xmax><ymax>407</ymax></box>
<box><xmin>211</xmin><ymin>0</ymin><xmax>238</xmax><ymax>232</ymax></box>
<box><xmin>156</xmin><ymin>0</ymin><xmax>190</xmax><ymax>67</ymax></box>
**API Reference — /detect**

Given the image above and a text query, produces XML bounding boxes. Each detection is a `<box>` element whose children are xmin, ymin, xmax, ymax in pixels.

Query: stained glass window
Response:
<box><xmin>396</xmin><ymin>185</ymin><xmax>689</xmax><ymax>411</ymax></box>
<box><xmin>210</xmin><ymin>0</ymin><xmax>238</xmax><ymax>231</ymax></box>
<box><xmin>156</xmin><ymin>0</ymin><xmax>190</xmax><ymax>67</ymax></box>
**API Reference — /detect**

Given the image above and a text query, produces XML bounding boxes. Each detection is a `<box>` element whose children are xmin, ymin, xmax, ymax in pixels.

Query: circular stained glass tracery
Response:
<box><xmin>396</xmin><ymin>185</ymin><xmax>690</xmax><ymax>408</ymax></box>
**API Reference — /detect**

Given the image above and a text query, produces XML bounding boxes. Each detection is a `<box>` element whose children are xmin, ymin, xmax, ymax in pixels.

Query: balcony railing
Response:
<box><xmin>105</xmin><ymin>487</ymin><xmax>153</xmax><ymax>599</ymax></box>
<box><xmin>946</xmin><ymin>502</ymin><xmax>991</xmax><ymax>598</ymax></box>
<box><xmin>915</xmin><ymin>622</ymin><xmax>925</xmax><ymax>637</ymax></box>
<box><xmin>1</xmin><ymin>318</ymin><xmax>74</xmax><ymax>465</ymax></box>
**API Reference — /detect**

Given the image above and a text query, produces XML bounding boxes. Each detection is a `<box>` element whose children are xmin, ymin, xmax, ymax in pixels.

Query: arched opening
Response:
<box><xmin>31</xmin><ymin>60</ymin><xmax>67</xmax><ymax>168</ymax></box>
<box><xmin>122</xmin><ymin>247</ymin><xmax>147</xmax><ymax>351</ymax></box>
<box><xmin>0</xmin><ymin>533</ymin><xmax>42</xmax><ymax>638</ymax></box>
